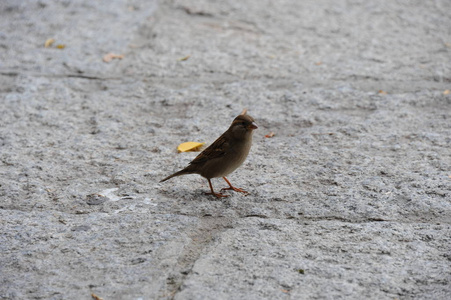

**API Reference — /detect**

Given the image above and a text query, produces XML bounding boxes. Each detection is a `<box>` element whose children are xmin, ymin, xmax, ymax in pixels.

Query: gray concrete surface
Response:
<box><xmin>1</xmin><ymin>0</ymin><xmax>450</xmax><ymax>299</ymax></box>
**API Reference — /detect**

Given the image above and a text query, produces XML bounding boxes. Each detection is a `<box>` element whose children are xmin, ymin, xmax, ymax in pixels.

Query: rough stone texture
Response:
<box><xmin>1</xmin><ymin>0</ymin><xmax>450</xmax><ymax>299</ymax></box>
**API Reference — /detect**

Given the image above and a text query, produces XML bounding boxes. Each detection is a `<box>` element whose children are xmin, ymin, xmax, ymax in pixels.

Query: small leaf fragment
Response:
<box><xmin>297</xmin><ymin>269</ymin><xmax>305</xmax><ymax>274</ymax></box>
<box><xmin>44</xmin><ymin>38</ymin><xmax>55</xmax><ymax>48</ymax></box>
<box><xmin>178</xmin><ymin>55</ymin><xmax>191</xmax><ymax>61</ymax></box>
<box><xmin>177</xmin><ymin>142</ymin><xmax>205</xmax><ymax>153</ymax></box>
<box><xmin>265</xmin><ymin>132</ymin><xmax>275</xmax><ymax>138</ymax></box>
<box><xmin>103</xmin><ymin>53</ymin><xmax>124</xmax><ymax>63</ymax></box>
<box><xmin>378</xmin><ymin>90</ymin><xmax>387</xmax><ymax>95</ymax></box>
<box><xmin>443</xmin><ymin>89</ymin><xmax>450</xmax><ymax>95</ymax></box>
<box><xmin>56</xmin><ymin>44</ymin><xmax>66</xmax><ymax>49</ymax></box>
<box><xmin>91</xmin><ymin>293</ymin><xmax>104</xmax><ymax>300</ymax></box>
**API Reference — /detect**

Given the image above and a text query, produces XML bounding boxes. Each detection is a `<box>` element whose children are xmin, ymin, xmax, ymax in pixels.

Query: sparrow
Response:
<box><xmin>160</xmin><ymin>111</ymin><xmax>258</xmax><ymax>198</ymax></box>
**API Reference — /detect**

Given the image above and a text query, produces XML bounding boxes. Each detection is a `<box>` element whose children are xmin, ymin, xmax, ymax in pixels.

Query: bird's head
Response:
<box><xmin>229</xmin><ymin>114</ymin><xmax>258</xmax><ymax>139</ymax></box>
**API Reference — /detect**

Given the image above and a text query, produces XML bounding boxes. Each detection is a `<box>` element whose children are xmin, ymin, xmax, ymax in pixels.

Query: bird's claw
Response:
<box><xmin>220</xmin><ymin>187</ymin><xmax>248</xmax><ymax>194</ymax></box>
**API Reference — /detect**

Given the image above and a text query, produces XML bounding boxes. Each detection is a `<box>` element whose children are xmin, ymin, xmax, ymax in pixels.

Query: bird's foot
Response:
<box><xmin>220</xmin><ymin>186</ymin><xmax>248</xmax><ymax>194</ymax></box>
<box><xmin>205</xmin><ymin>192</ymin><xmax>229</xmax><ymax>198</ymax></box>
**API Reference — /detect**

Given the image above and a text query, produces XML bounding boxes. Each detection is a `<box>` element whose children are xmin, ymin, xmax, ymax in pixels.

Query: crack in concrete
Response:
<box><xmin>163</xmin><ymin>216</ymin><xmax>234</xmax><ymax>299</ymax></box>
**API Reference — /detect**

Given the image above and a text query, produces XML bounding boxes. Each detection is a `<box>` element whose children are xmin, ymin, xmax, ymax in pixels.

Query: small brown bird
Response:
<box><xmin>160</xmin><ymin>111</ymin><xmax>258</xmax><ymax>198</ymax></box>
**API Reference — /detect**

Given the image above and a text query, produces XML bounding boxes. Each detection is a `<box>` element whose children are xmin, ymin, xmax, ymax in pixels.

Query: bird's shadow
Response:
<box><xmin>158</xmin><ymin>186</ymin><xmax>230</xmax><ymax>202</ymax></box>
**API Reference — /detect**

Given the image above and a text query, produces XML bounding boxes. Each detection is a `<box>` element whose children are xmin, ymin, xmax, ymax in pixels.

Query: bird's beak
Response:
<box><xmin>248</xmin><ymin>122</ymin><xmax>258</xmax><ymax>130</ymax></box>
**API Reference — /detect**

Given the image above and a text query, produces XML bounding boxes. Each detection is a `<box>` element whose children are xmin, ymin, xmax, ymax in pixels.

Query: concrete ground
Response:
<box><xmin>1</xmin><ymin>0</ymin><xmax>450</xmax><ymax>299</ymax></box>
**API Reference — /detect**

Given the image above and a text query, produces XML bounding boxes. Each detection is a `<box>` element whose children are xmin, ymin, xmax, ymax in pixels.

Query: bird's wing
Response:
<box><xmin>189</xmin><ymin>133</ymin><xmax>229</xmax><ymax>165</ymax></box>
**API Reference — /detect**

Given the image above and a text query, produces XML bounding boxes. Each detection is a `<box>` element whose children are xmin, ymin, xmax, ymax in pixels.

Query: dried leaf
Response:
<box><xmin>177</xmin><ymin>142</ymin><xmax>205</xmax><ymax>153</ymax></box>
<box><xmin>443</xmin><ymin>89</ymin><xmax>450</xmax><ymax>95</ymax></box>
<box><xmin>44</xmin><ymin>38</ymin><xmax>55</xmax><ymax>48</ymax></box>
<box><xmin>91</xmin><ymin>293</ymin><xmax>103</xmax><ymax>300</ymax></box>
<box><xmin>56</xmin><ymin>44</ymin><xmax>66</xmax><ymax>49</ymax></box>
<box><xmin>103</xmin><ymin>53</ymin><xmax>124</xmax><ymax>63</ymax></box>
<box><xmin>265</xmin><ymin>132</ymin><xmax>275</xmax><ymax>138</ymax></box>
<box><xmin>378</xmin><ymin>90</ymin><xmax>387</xmax><ymax>95</ymax></box>
<box><xmin>178</xmin><ymin>55</ymin><xmax>191</xmax><ymax>61</ymax></box>
<box><xmin>315</xmin><ymin>61</ymin><xmax>322</xmax><ymax>66</ymax></box>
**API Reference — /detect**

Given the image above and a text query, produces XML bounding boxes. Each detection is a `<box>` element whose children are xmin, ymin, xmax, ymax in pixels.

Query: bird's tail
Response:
<box><xmin>160</xmin><ymin>169</ymin><xmax>192</xmax><ymax>183</ymax></box>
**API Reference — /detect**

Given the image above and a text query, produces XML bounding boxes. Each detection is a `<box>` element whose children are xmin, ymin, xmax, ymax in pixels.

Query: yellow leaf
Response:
<box><xmin>443</xmin><ymin>89</ymin><xmax>450</xmax><ymax>95</ymax></box>
<box><xmin>177</xmin><ymin>142</ymin><xmax>205</xmax><ymax>153</ymax></box>
<box><xmin>44</xmin><ymin>38</ymin><xmax>55</xmax><ymax>48</ymax></box>
<box><xmin>56</xmin><ymin>44</ymin><xmax>66</xmax><ymax>49</ymax></box>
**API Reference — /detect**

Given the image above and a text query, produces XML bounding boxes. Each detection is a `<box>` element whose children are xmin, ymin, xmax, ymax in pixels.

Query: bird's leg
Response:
<box><xmin>205</xmin><ymin>179</ymin><xmax>229</xmax><ymax>198</ymax></box>
<box><xmin>220</xmin><ymin>177</ymin><xmax>248</xmax><ymax>194</ymax></box>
